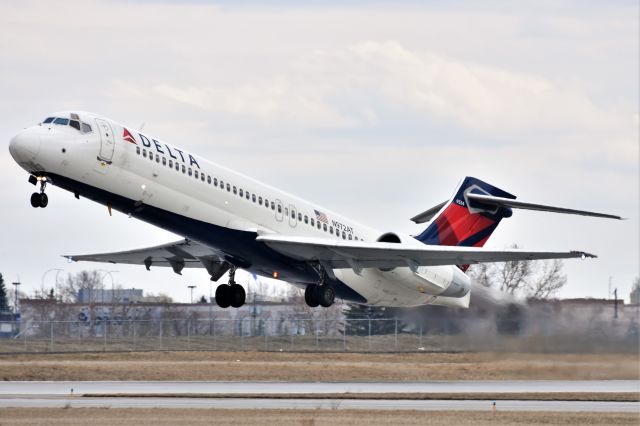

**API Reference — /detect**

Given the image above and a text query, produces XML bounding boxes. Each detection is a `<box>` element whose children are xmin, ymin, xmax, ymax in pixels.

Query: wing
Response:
<box><xmin>65</xmin><ymin>239</ymin><xmax>231</xmax><ymax>280</ymax></box>
<box><xmin>257</xmin><ymin>235</ymin><xmax>594</xmax><ymax>273</ymax></box>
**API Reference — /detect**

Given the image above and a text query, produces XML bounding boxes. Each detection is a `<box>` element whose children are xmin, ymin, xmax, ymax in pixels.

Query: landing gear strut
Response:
<box><xmin>305</xmin><ymin>267</ymin><xmax>335</xmax><ymax>308</ymax></box>
<box><xmin>214</xmin><ymin>266</ymin><xmax>246</xmax><ymax>308</ymax></box>
<box><xmin>30</xmin><ymin>178</ymin><xmax>48</xmax><ymax>208</ymax></box>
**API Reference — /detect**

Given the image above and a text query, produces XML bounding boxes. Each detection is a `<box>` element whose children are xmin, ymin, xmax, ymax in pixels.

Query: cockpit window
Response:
<box><xmin>69</xmin><ymin>120</ymin><xmax>81</xmax><ymax>131</ymax></box>
<box><xmin>53</xmin><ymin>118</ymin><xmax>69</xmax><ymax>125</ymax></box>
<box><xmin>81</xmin><ymin>122</ymin><xmax>92</xmax><ymax>133</ymax></box>
<box><xmin>43</xmin><ymin>117</ymin><xmax>55</xmax><ymax>124</ymax></box>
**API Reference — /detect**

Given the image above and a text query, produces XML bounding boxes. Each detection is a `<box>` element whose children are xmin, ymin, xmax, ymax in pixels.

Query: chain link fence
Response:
<box><xmin>1</xmin><ymin>317</ymin><xmax>638</xmax><ymax>354</ymax></box>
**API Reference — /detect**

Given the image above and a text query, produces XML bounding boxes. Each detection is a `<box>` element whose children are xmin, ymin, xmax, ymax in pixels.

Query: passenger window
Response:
<box><xmin>342</xmin><ymin>231</ymin><xmax>346</xmax><ymax>239</ymax></box>
<box><xmin>182</xmin><ymin>165</ymin><xmax>186</xmax><ymax>173</ymax></box>
<box><xmin>53</xmin><ymin>118</ymin><xmax>69</xmax><ymax>125</ymax></box>
<box><xmin>169</xmin><ymin>159</ymin><xmax>173</xmax><ymax>168</ymax></box>
<box><xmin>304</xmin><ymin>215</ymin><xmax>308</xmax><ymax>224</ymax></box>
<box><xmin>238</xmin><ymin>189</ymin><xmax>243</xmax><ymax>197</ymax></box>
<box><xmin>226</xmin><ymin>183</ymin><xmax>230</xmax><ymax>192</ymax></box>
<box><xmin>43</xmin><ymin>117</ymin><xmax>55</xmax><ymax>124</ymax></box>
<box><xmin>143</xmin><ymin>149</ymin><xmax>147</xmax><ymax>158</ymax></box>
<box><xmin>207</xmin><ymin>175</ymin><xmax>211</xmax><ymax>184</ymax></box>
<box><xmin>233</xmin><ymin>186</ymin><xmax>237</xmax><ymax>195</ymax></box>
<box><xmin>136</xmin><ymin>147</ymin><xmax>140</xmax><ymax>155</ymax></box>
<box><xmin>323</xmin><ymin>223</ymin><xmax>327</xmax><ymax>231</ymax></box>
<box><xmin>284</xmin><ymin>208</ymin><xmax>289</xmax><ymax>216</ymax></box>
<box><xmin>194</xmin><ymin>170</ymin><xmax>198</xmax><ymax>179</ymax></box>
<box><xmin>258</xmin><ymin>196</ymin><xmax>263</xmax><ymax>205</ymax></box>
<box><xmin>291</xmin><ymin>210</ymin><xmax>295</xmax><ymax>219</ymax></box>
<box><xmin>81</xmin><ymin>123</ymin><xmax>92</xmax><ymax>133</ymax></box>
<box><xmin>201</xmin><ymin>174</ymin><xmax>205</xmax><ymax>182</ymax></box>
<box><xmin>214</xmin><ymin>178</ymin><xmax>218</xmax><ymax>186</ymax></box>
<box><xmin>246</xmin><ymin>192</ymin><xmax>250</xmax><ymax>200</ymax></box>
<box><xmin>277</xmin><ymin>204</ymin><xmax>282</xmax><ymax>213</ymax></box>
<box><xmin>270</xmin><ymin>201</ymin><xmax>274</xmax><ymax>210</ymax></box>
<box><xmin>252</xmin><ymin>194</ymin><xmax>256</xmax><ymax>202</ymax></box>
<box><xmin>317</xmin><ymin>221</ymin><xmax>321</xmax><ymax>229</ymax></box>
<box><xmin>162</xmin><ymin>157</ymin><xmax>166</xmax><ymax>166</ymax></box>
<box><xmin>149</xmin><ymin>152</ymin><xmax>153</xmax><ymax>160</ymax></box>
<box><xmin>69</xmin><ymin>120</ymin><xmax>81</xmax><ymax>131</ymax></box>
<box><xmin>188</xmin><ymin>168</ymin><xmax>192</xmax><ymax>176</ymax></box>
<box><xmin>348</xmin><ymin>234</ymin><xmax>352</xmax><ymax>240</ymax></box>
<box><xmin>264</xmin><ymin>199</ymin><xmax>269</xmax><ymax>208</ymax></box>
<box><xmin>156</xmin><ymin>155</ymin><xmax>160</xmax><ymax>163</ymax></box>
<box><xmin>175</xmin><ymin>162</ymin><xmax>179</xmax><ymax>171</ymax></box>
<box><xmin>298</xmin><ymin>213</ymin><xmax>302</xmax><ymax>221</ymax></box>
<box><xmin>310</xmin><ymin>218</ymin><xmax>314</xmax><ymax>226</ymax></box>
<box><xmin>330</xmin><ymin>226</ymin><xmax>333</xmax><ymax>235</ymax></box>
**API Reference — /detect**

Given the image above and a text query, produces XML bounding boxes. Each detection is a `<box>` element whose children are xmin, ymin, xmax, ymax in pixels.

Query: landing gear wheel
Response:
<box><xmin>30</xmin><ymin>193</ymin><xmax>40</xmax><ymax>208</ymax></box>
<box><xmin>319</xmin><ymin>286</ymin><xmax>335</xmax><ymax>307</ymax></box>
<box><xmin>230</xmin><ymin>284</ymin><xmax>246</xmax><ymax>308</ymax></box>
<box><xmin>215</xmin><ymin>284</ymin><xmax>231</xmax><ymax>308</ymax></box>
<box><xmin>305</xmin><ymin>284</ymin><xmax>320</xmax><ymax>308</ymax></box>
<box><xmin>38</xmin><ymin>193</ymin><xmax>48</xmax><ymax>208</ymax></box>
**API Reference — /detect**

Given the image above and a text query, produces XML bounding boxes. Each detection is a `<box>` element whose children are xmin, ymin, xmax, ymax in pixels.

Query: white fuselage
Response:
<box><xmin>9</xmin><ymin>111</ymin><xmax>469</xmax><ymax>307</ymax></box>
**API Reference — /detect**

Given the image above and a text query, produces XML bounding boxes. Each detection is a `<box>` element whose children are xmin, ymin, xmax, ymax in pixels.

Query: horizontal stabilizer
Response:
<box><xmin>466</xmin><ymin>193</ymin><xmax>623</xmax><ymax>220</ymax></box>
<box><xmin>410</xmin><ymin>201</ymin><xmax>447</xmax><ymax>224</ymax></box>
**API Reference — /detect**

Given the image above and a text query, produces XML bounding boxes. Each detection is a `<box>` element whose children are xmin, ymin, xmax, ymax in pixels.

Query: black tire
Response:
<box><xmin>39</xmin><ymin>193</ymin><xmax>48</xmax><ymax>208</ymax></box>
<box><xmin>215</xmin><ymin>284</ymin><xmax>231</xmax><ymax>308</ymax></box>
<box><xmin>230</xmin><ymin>284</ymin><xmax>246</xmax><ymax>308</ymax></box>
<box><xmin>305</xmin><ymin>284</ymin><xmax>320</xmax><ymax>307</ymax></box>
<box><xmin>319</xmin><ymin>286</ymin><xmax>335</xmax><ymax>308</ymax></box>
<box><xmin>30</xmin><ymin>193</ymin><xmax>40</xmax><ymax>208</ymax></box>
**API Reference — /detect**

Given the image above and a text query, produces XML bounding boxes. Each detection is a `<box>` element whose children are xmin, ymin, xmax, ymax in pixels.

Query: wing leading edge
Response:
<box><xmin>256</xmin><ymin>235</ymin><xmax>594</xmax><ymax>272</ymax></box>
<box><xmin>65</xmin><ymin>239</ymin><xmax>231</xmax><ymax>280</ymax></box>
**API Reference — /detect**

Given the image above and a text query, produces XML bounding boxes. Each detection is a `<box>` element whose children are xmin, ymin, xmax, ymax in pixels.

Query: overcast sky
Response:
<box><xmin>0</xmin><ymin>0</ymin><xmax>638</xmax><ymax>303</ymax></box>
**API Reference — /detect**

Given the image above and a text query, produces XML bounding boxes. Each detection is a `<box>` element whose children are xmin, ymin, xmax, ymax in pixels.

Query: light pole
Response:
<box><xmin>11</xmin><ymin>281</ymin><xmax>20</xmax><ymax>314</ymax></box>
<box><xmin>188</xmin><ymin>285</ymin><xmax>196</xmax><ymax>304</ymax></box>
<box><xmin>97</xmin><ymin>270</ymin><xmax>119</xmax><ymax>303</ymax></box>
<box><xmin>42</xmin><ymin>268</ymin><xmax>64</xmax><ymax>301</ymax></box>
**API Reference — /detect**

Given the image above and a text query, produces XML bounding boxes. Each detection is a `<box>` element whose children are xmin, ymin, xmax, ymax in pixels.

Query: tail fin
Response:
<box><xmin>415</xmin><ymin>177</ymin><xmax>515</xmax><ymax>248</ymax></box>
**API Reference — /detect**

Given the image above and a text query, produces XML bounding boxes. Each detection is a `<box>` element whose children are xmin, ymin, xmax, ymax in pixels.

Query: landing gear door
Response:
<box><xmin>96</xmin><ymin>118</ymin><xmax>115</xmax><ymax>164</ymax></box>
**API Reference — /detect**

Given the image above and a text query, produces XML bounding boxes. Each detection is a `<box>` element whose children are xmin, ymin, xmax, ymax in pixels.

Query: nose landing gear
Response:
<box><xmin>30</xmin><ymin>177</ymin><xmax>48</xmax><ymax>208</ymax></box>
<box><xmin>214</xmin><ymin>266</ymin><xmax>246</xmax><ymax>308</ymax></box>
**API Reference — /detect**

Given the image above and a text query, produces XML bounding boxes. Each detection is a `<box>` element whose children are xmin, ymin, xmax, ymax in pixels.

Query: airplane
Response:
<box><xmin>8</xmin><ymin>111</ymin><xmax>622</xmax><ymax>309</ymax></box>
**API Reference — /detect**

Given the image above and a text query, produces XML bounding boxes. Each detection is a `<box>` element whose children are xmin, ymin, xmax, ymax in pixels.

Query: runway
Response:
<box><xmin>0</xmin><ymin>381</ymin><xmax>637</xmax><ymax>412</ymax></box>
<box><xmin>0</xmin><ymin>397</ymin><xmax>637</xmax><ymax>412</ymax></box>
<box><xmin>0</xmin><ymin>380</ymin><xmax>637</xmax><ymax>395</ymax></box>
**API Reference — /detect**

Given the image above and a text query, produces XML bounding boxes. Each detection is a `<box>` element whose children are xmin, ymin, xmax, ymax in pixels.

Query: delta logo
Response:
<box><xmin>123</xmin><ymin>128</ymin><xmax>137</xmax><ymax>144</ymax></box>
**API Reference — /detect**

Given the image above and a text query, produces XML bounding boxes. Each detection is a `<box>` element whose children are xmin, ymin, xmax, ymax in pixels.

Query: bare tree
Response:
<box><xmin>59</xmin><ymin>270</ymin><xmax>104</xmax><ymax>303</ymax></box>
<box><xmin>468</xmin><ymin>244</ymin><xmax>567</xmax><ymax>299</ymax></box>
<box><xmin>528</xmin><ymin>259</ymin><xmax>566</xmax><ymax>299</ymax></box>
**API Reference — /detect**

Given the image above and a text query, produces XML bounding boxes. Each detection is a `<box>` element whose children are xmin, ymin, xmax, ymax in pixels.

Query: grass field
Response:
<box><xmin>0</xmin><ymin>351</ymin><xmax>637</xmax><ymax>381</ymax></box>
<box><xmin>0</xmin><ymin>408</ymin><xmax>637</xmax><ymax>426</ymax></box>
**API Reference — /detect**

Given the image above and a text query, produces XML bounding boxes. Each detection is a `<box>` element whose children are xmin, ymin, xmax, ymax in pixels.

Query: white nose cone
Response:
<box><xmin>9</xmin><ymin>128</ymin><xmax>41</xmax><ymax>163</ymax></box>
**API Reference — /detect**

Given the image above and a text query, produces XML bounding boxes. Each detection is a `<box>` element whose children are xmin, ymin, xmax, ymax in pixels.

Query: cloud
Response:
<box><xmin>148</xmin><ymin>41</ymin><xmax>620</xmax><ymax>136</ymax></box>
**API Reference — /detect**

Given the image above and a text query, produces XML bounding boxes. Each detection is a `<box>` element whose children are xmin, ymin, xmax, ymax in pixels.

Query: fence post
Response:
<box><xmin>394</xmin><ymin>318</ymin><xmax>398</xmax><ymax>350</ymax></box>
<box><xmin>159</xmin><ymin>320</ymin><xmax>163</xmax><ymax>350</ymax></box>
<box><xmin>290</xmin><ymin>319</ymin><xmax>294</xmax><ymax>350</ymax></box>
<box><xmin>103</xmin><ymin>321</ymin><xmax>107</xmax><ymax>352</ymax></box>
<box><xmin>343</xmin><ymin>319</ymin><xmax>346</xmax><ymax>352</ymax></box>
<box><xmin>315</xmin><ymin>320</ymin><xmax>319</xmax><ymax>350</ymax></box>
<box><xmin>368</xmin><ymin>318</ymin><xmax>371</xmax><ymax>351</ymax></box>
<box><xmin>212</xmin><ymin>318</ymin><xmax>216</xmax><ymax>351</ymax></box>
<box><xmin>187</xmin><ymin>318</ymin><xmax>191</xmax><ymax>351</ymax></box>
<box><xmin>264</xmin><ymin>320</ymin><xmax>268</xmax><ymax>351</ymax></box>
<box><xmin>240</xmin><ymin>318</ymin><xmax>244</xmax><ymax>351</ymax></box>
<box><xmin>132</xmin><ymin>320</ymin><xmax>136</xmax><ymax>351</ymax></box>
<box><xmin>49</xmin><ymin>320</ymin><xmax>54</xmax><ymax>352</ymax></box>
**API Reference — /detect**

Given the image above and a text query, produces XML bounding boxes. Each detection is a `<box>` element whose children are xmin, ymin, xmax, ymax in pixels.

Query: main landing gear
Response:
<box><xmin>305</xmin><ymin>268</ymin><xmax>335</xmax><ymax>308</ymax></box>
<box><xmin>215</xmin><ymin>267</ymin><xmax>246</xmax><ymax>308</ymax></box>
<box><xmin>30</xmin><ymin>177</ymin><xmax>48</xmax><ymax>208</ymax></box>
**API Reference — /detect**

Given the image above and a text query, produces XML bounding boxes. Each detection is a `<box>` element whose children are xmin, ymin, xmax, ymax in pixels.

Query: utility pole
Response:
<box><xmin>613</xmin><ymin>288</ymin><xmax>618</xmax><ymax>319</ymax></box>
<box><xmin>188</xmin><ymin>285</ymin><xmax>196</xmax><ymax>304</ymax></box>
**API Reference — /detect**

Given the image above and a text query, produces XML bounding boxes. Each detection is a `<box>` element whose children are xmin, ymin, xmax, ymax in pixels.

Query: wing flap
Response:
<box><xmin>257</xmin><ymin>235</ymin><xmax>594</xmax><ymax>270</ymax></box>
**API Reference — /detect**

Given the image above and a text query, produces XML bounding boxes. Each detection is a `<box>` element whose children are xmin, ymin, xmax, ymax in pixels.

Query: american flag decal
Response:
<box><xmin>314</xmin><ymin>209</ymin><xmax>328</xmax><ymax>224</ymax></box>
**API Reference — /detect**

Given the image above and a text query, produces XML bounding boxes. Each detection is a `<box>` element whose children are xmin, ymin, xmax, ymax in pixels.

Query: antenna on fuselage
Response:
<box><xmin>139</xmin><ymin>122</ymin><xmax>145</xmax><ymax>131</ymax></box>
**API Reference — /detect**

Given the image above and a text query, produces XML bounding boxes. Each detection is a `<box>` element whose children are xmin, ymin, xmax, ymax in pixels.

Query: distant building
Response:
<box><xmin>77</xmin><ymin>288</ymin><xmax>143</xmax><ymax>304</ymax></box>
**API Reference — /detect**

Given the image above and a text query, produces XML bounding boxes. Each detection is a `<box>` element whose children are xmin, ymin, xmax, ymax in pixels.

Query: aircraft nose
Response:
<box><xmin>9</xmin><ymin>128</ymin><xmax>41</xmax><ymax>163</ymax></box>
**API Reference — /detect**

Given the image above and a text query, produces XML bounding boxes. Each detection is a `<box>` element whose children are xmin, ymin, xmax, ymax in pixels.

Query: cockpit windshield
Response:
<box><xmin>42</xmin><ymin>114</ymin><xmax>92</xmax><ymax>134</ymax></box>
